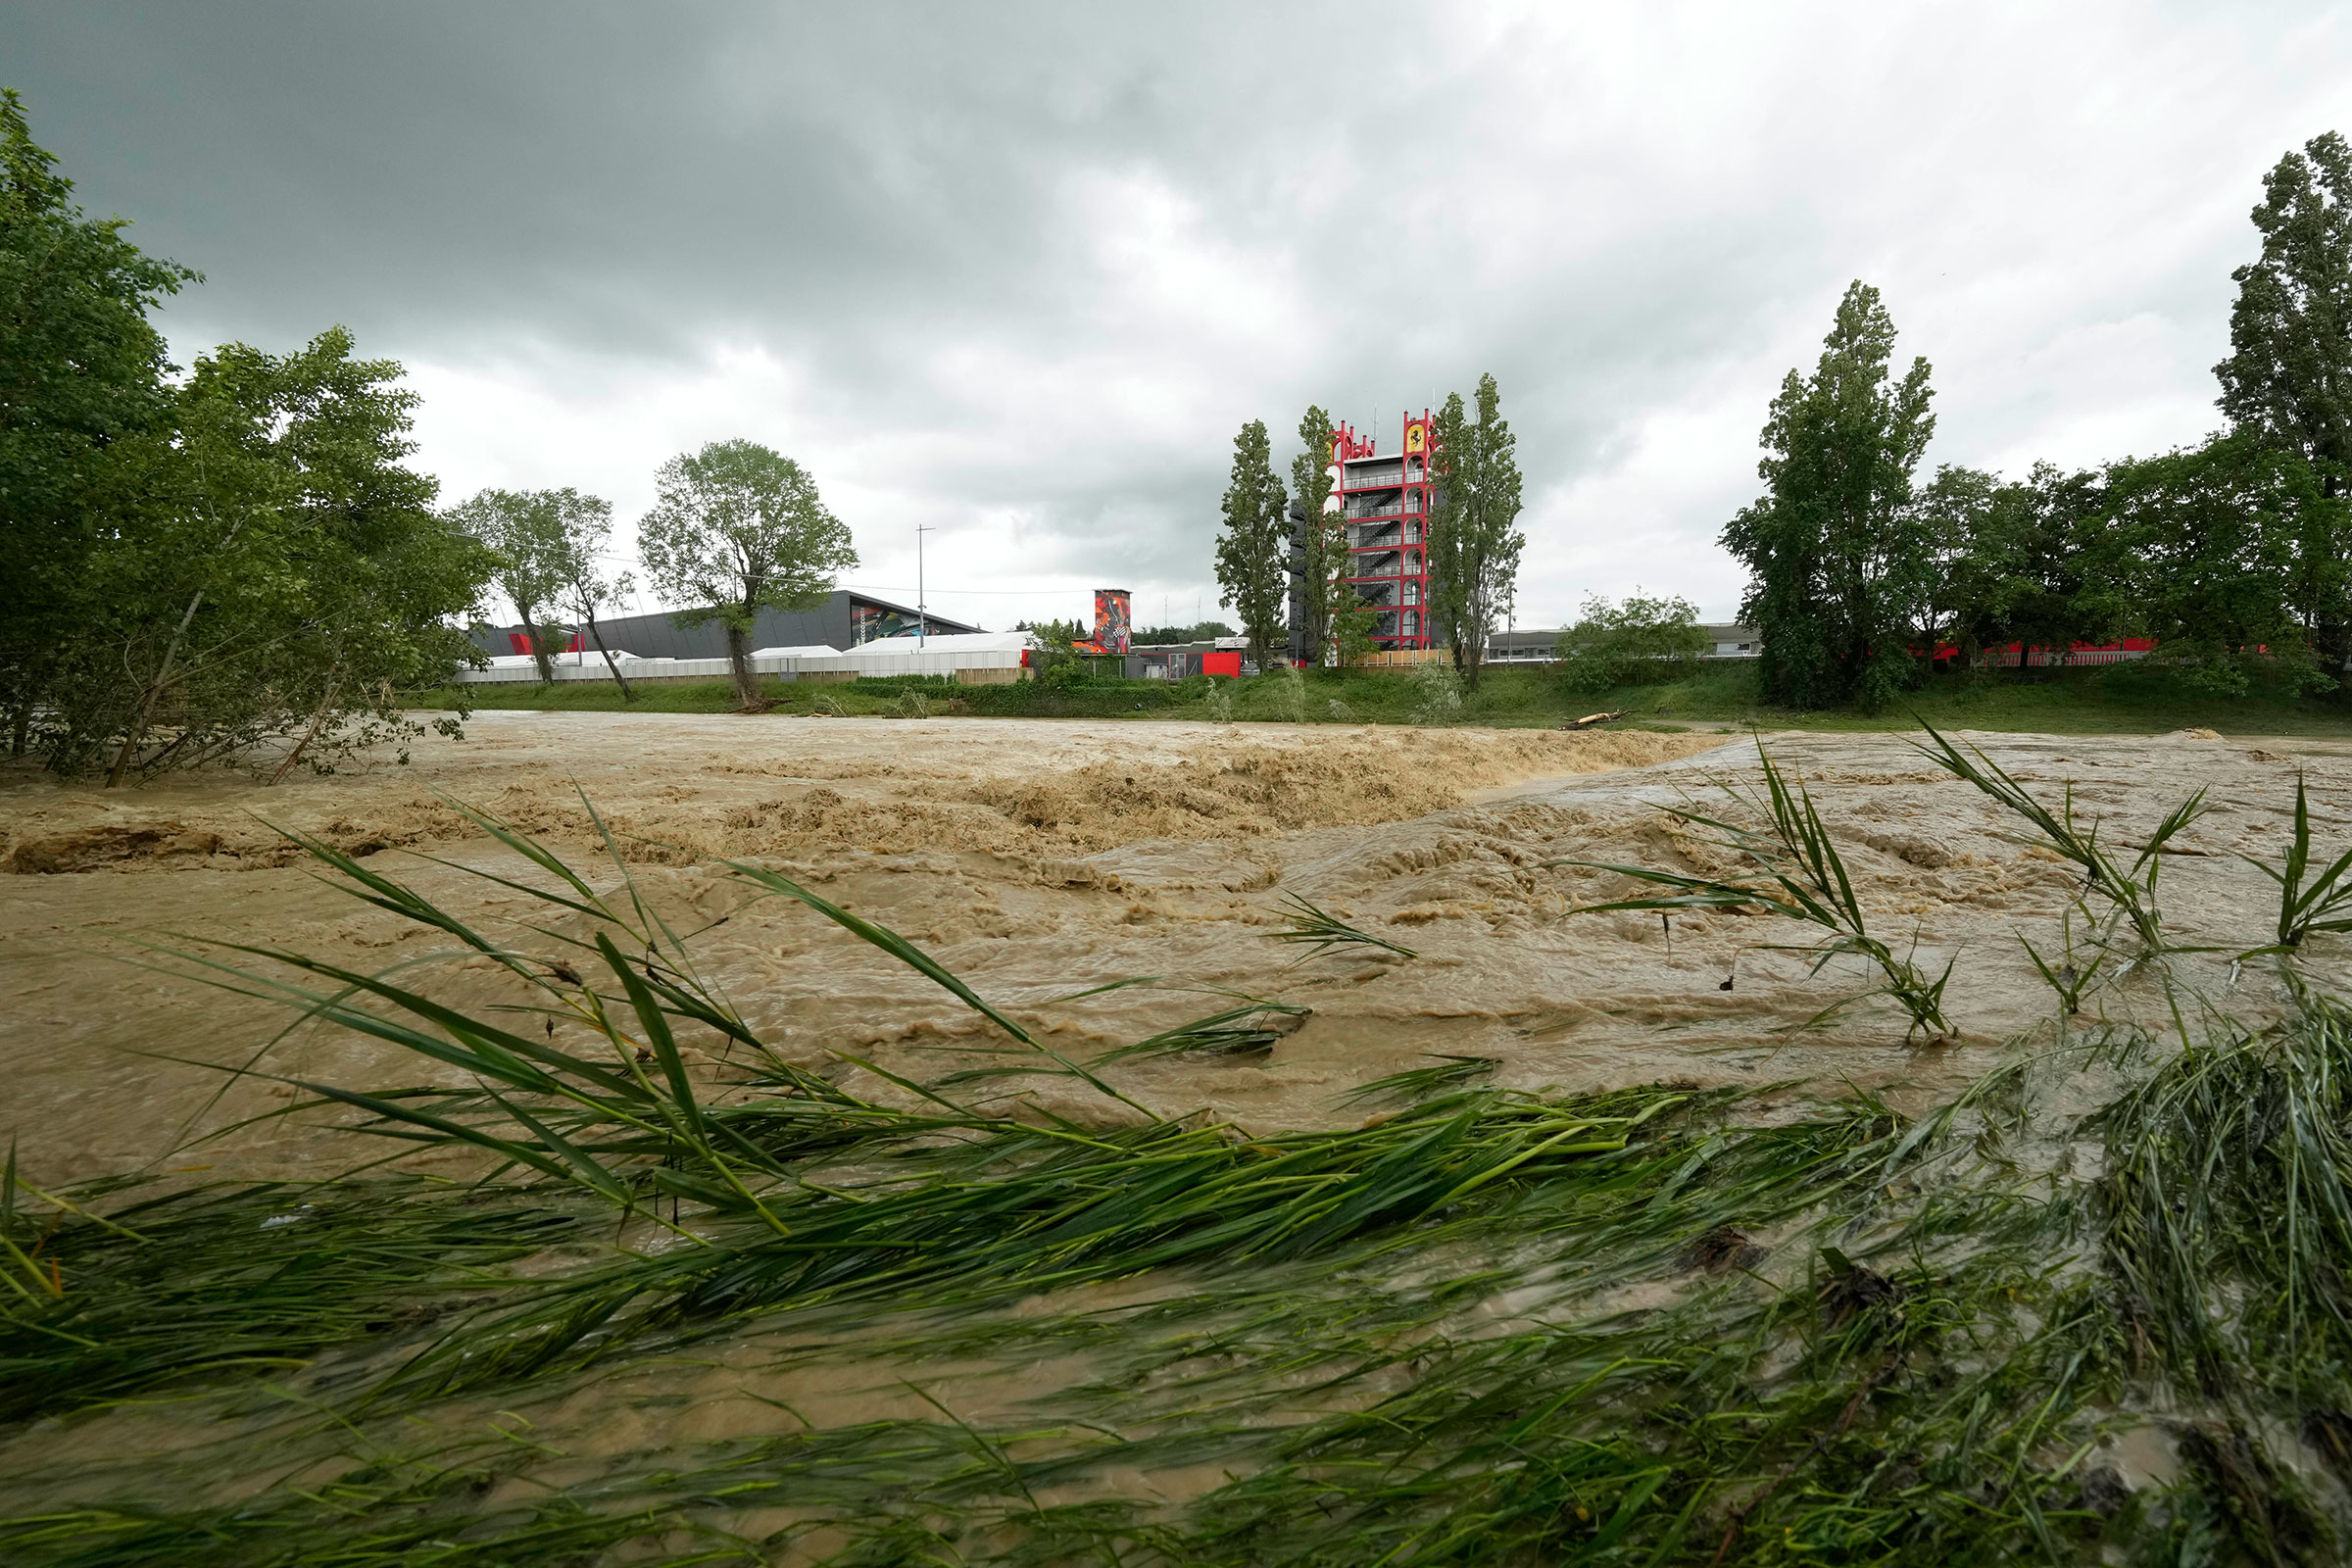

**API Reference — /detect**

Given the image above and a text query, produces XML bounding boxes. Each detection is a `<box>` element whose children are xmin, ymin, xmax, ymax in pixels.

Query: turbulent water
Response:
<box><xmin>1</xmin><ymin>712</ymin><xmax>2344</xmax><ymax>1182</ymax></box>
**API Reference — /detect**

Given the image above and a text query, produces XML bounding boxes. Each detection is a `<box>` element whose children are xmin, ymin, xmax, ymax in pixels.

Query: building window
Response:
<box><xmin>1402</xmin><ymin>611</ymin><xmax>1418</xmax><ymax>636</ymax></box>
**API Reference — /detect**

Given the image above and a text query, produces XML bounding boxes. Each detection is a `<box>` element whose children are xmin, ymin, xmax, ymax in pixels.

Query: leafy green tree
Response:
<box><xmin>45</xmin><ymin>329</ymin><xmax>493</xmax><ymax>782</ymax></box>
<box><xmin>1918</xmin><ymin>463</ymin><xmax>2118</xmax><ymax>672</ymax></box>
<box><xmin>1026</xmin><ymin>618</ymin><xmax>1090</xmax><ymax>691</ymax></box>
<box><xmin>1426</xmin><ymin>373</ymin><xmax>1524</xmax><ymax>689</ymax></box>
<box><xmin>1213</xmin><ymin>418</ymin><xmax>1289</xmax><ymax>672</ymax></box>
<box><xmin>1289</xmin><ymin>406</ymin><xmax>1343</xmax><ymax>665</ymax></box>
<box><xmin>0</xmin><ymin>88</ymin><xmax>194</xmax><ymax>755</ymax></box>
<box><xmin>1915</xmin><ymin>464</ymin><xmax>2010</xmax><ymax>666</ymax></box>
<box><xmin>1331</xmin><ymin>583</ymin><xmax>1379</xmax><ymax>669</ymax></box>
<box><xmin>2094</xmin><ymin>431</ymin><xmax>2347</xmax><ymax>693</ymax></box>
<box><xmin>1133</xmin><ymin>618</ymin><xmax>1235</xmax><ymax>645</ymax></box>
<box><xmin>450</xmin><ymin>488</ymin><xmax>566</xmax><ymax>683</ymax></box>
<box><xmin>1722</xmin><ymin>281</ymin><xmax>1936</xmax><ymax>710</ymax></box>
<box><xmin>1553</xmin><ymin>592</ymin><xmax>1707</xmax><ymax>693</ymax></box>
<box><xmin>0</xmin><ymin>97</ymin><xmax>488</xmax><ymax>781</ymax></box>
<box><xmin>2216</xmin><ymin>130</ymin><xmax>2352</xmax><ymax>661</ymax></box>
<box><xmin>541</xmin><ymin>489</ymin><xmax>637</xmax><ymax>702</ymax></box>
<box><xmin>637</xmin><ymin>439</ymin><xmax>858</xmax><ymax>708</ymax></box>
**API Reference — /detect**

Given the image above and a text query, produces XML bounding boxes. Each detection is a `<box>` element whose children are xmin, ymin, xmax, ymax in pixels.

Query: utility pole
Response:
<box><xmin>916</xmin><ymin>525</ymin><xmax>935</xmax><ymax>648</ymax></box>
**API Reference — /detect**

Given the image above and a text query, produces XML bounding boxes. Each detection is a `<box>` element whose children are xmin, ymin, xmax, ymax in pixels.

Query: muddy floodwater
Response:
<box><xmin>10</xmin><ymin>710</ymin><xmax>2352</xmax><ymax>1561</ymax></box>
<box><xmin>5</xmin><ymin>711</ymin><xmax>2346</xmax><ymax>1183</ymax></box>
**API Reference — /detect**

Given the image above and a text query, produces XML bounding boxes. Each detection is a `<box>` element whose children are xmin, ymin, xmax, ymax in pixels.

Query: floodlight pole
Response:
<box><xmin>916</xmin><ymin>525</ymin><xmax>935</xmax><ymax>649</ymax></box>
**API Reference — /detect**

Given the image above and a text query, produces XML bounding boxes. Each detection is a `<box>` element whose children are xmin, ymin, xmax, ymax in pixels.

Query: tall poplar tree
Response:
<box><xmin>1722</xmin><ymin>281</ymin><xmax>1936</xmax><ymax>710</ymax></box>
<box><xmin>2216</xmin><ymin>129</ymin><xmax>2352</xmax><ymax>662</ymax></box>
<box><xmin>1425</xmin><ymin>373</ymin><xmax>1524</xmax><ymax>689</ymax></box>
<box><xmin>1289</xmin><ymin>405</ymin><xmax>1342</xmax><ymax>665</ymax></box>
<box><xmin>1214</xmin><ymin>418</ymin><xmax>1289</xmax><ymax>671</ymax></box>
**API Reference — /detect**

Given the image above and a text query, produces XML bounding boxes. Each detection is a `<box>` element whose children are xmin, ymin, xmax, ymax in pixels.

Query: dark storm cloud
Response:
<box><xmin>8</xmin><ymin>3</ymin><xmax>2352</xmax><ymax>625</ymax></box>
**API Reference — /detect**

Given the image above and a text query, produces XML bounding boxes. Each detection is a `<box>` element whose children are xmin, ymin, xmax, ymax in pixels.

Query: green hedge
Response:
<box><xmin>946</xmin><ymin>678</ymin><xmax>1183</xmax><ymax>717</ymax></box>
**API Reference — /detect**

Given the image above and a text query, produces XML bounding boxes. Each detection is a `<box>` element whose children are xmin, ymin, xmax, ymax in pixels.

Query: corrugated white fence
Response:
<box><xmin>453</xmin><ymin>632</ymin><xmax>1031</xmax><ymax>686</ymax></box>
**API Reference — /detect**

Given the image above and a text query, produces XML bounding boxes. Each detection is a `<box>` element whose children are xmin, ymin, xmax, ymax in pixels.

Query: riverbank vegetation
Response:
<box><xmin>0</xmin><ymin>93</ymin><xmax>492</xmax><ymax>782</ymax></box>
<box><xmin>410</xmin><ymin>654</ymin><xmax>2352</xmax><ymax>736</ymax></box>
<box><xmin>1725</xmin><ymin>135</ymin><xmax>2352</xmax><ymax>713</ymax></box>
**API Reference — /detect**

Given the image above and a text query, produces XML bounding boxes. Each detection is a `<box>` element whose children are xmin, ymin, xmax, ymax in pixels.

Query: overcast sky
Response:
<box><xmin>8</xmin><ymin>2</ymin><xmax>2352</xmax><ymax>631</ymax></box>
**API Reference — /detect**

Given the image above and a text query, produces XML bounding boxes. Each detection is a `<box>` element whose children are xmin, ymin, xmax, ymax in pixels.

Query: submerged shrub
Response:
<box><xmin>1410</xmin><ymin>659</ymin><xmax>1462</xmax><ymax>723</ymax></box>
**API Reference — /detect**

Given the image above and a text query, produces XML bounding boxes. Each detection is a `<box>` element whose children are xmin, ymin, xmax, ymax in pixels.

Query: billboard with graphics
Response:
<box><xmin>1093</xmin><ymin>589</ymin><xmax>1132</xmax><ymax>654</ymax></box>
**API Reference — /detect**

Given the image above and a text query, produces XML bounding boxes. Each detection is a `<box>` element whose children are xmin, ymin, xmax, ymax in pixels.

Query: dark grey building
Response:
<box><xmin>469</xmin><ymin>590</ymin><xmax>979</xmax><ymax>660</ymax></box>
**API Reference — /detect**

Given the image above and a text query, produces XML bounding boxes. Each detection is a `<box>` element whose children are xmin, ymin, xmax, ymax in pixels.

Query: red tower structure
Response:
<box><xmin>1329</xmin><ymin>410</ymin><xmax>1435</xmax><ymax>651</ymax></box>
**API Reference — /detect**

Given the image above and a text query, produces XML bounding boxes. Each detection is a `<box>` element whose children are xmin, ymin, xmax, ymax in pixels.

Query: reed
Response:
<box><xmin>1915</xmin><ymin>719</ymin><xmax>2206</xmax><ymax>954</ymax></box>
<box><xmin>1267</xmin><ymin>892</ymin><xmax>1419</xmax><ymax>960</ymax></box>
<box><xmin>2020</xmin><ymin>906</ymin><xmax>2112</xmax><ymax>1014</ymax></box>
<box><xmin>2243</xmin><ymin>773</ymin><xmax>2352</xmax><ymax>954</ymax></box>
<box><xmin>1554</xmin><ymin>740</ymin><xmax>1955</xmax><ymax>1039</ymax></box>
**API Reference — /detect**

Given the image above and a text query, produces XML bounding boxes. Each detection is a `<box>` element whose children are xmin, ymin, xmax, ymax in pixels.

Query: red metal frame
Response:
<box><xmin>1330</xmin><ymin>410</ymin><xmax>1435</xmax><ymax>651</ymax></box>
<box><xmin>1921</xmin><ymin>637</ymin><xmax>2159</xmax><ymax>668</ymax></box>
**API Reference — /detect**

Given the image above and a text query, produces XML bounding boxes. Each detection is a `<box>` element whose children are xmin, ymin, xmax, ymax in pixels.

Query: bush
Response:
<box><xmin>1026</xmin><ymin>619</ymin><xmax>1091</xmax><ymax>692</ymax></box>
<box><xmin>2100</xmin><ymin>644</ymin><xmax>2338</xmax><ymax>703</ymax></box>
<box><xmin>944</xmin><ymin>678</ymin><xmax>1179</xmax><ymax>718</ymax></box>
<box><xmin>1411</xmin><ymin>661</ymin><xmax>1463</xmax><ymax>723</ymax></box>
<box><xmin>1554</xmin><ymin>592</ymin><xmax>1709</xmax><ymax>693</ymax></box>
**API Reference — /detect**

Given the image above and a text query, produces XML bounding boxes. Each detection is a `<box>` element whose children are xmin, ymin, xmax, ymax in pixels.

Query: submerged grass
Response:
<box><xmin>2244</xmin><ymin>773</ymin><xmax>2352</xmax><ymax>953</ymax></box>
<box><xmin>1917</xmin><ymin>719</ymin><xmax>2208</xmax><ymax>955</ymax></box>
<box><xmin>1266</xmin><ymin>891</ymin><xmax>1420</xmax><ymax>962</ymax></box>
<box><xmin>1557</xmin><ymin>740</ymin><xmax>1955</xmax><ymax>1039</ymax></box>
<box><xmin>11</xmin><ymin>769</ymin><xmax>2352</xmax><ymax>1563</ymax></box>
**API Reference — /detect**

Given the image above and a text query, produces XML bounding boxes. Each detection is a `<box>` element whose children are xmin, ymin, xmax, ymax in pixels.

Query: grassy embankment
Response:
<box><xmin>412</xmin><ymin>658</ymin><xmax>2352</xmax><ymax>735</ymax></box>
<box><xmin>12</xmin><ymin>740</ymin><xmax>2352</xmax><ymax>1562</ymax></box>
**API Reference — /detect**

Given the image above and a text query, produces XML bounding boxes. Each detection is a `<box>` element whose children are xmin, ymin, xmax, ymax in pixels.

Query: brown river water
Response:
<box><xmin>4</xmin><ymin>711</ymin><xmax>2345</xmax><ymax>1184</ymax></box>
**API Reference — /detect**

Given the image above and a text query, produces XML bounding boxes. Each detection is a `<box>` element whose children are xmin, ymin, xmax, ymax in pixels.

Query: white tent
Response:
<box><xmin>852</xmin><ymin>632</ymin><xmax>1031</xmax><ymax>657</ymax></box>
